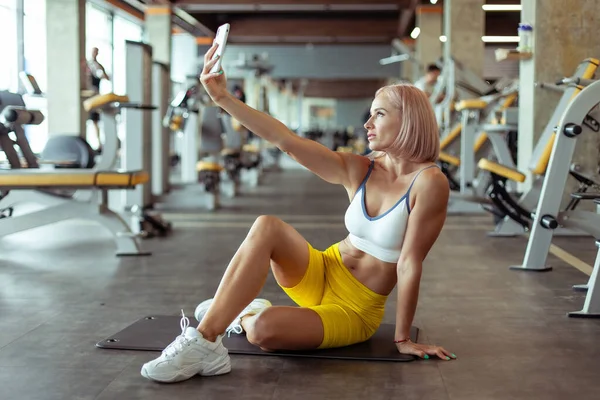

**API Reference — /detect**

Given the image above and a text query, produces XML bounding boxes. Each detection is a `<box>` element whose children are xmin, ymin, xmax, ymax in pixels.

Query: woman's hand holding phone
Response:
<box><xmin>200</xmin><ymin>43</ymin><xmax>229</xmax><ymax>104</ymax></box>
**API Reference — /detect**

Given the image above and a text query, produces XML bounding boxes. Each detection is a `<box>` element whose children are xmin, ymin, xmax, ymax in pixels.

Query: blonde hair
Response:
<box><xmin>367</xmin><ymin>83</ymin><xmax>439</xmax><ymax>163</ymax></box>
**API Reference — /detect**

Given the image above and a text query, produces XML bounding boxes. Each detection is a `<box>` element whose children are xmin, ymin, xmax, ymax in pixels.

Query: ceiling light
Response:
<box><xmin>482</xmin><ymin>4</ymin><xmax>522</xmax><ymax>11</ymax></box>
<box><xmin>410</xmin><ymin>27</ymin><xmax>421</xmax><ymax>39</ymax></box>
<box><xmin>481</xmin><ymin>36</ymin><xmax>520</xmax><ymax>42</ymax></box>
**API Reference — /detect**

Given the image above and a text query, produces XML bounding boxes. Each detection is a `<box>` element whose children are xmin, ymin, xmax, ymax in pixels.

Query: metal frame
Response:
<box><xmin>0</xmin><ymin>188</ymin><xmax>149</xmax><ymax>257</ymax></box>
<box><xmin>511</xmin><ymin>78</ymin><xmax>600</xmax><ymax>317</ymax></box>
<box><xmin>486</xmin><ymin>59</ymin><xmax>599</xmax><ymax>236</ymax></box>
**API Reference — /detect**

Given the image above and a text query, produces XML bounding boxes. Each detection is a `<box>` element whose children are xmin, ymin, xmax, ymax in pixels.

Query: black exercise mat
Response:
<box><xmin>96</xmin><ymin>315</ymin><xmax>419</xmax><ymax>362</ymax></box>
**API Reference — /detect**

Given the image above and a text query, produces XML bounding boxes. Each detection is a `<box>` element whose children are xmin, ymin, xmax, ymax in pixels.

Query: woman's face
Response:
<box><xmin>364</xmin><ymin>93</ymin><xmax>401</xmax><ymax>152</ymax></box>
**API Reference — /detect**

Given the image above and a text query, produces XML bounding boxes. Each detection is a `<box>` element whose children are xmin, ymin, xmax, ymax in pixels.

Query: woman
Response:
<box><xmin>141</xmin><ymin>43</ymin><xmax>456</xmax><ymax>383</ymax></box>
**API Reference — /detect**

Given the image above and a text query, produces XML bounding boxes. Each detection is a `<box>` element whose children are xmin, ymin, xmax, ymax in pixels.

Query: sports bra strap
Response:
<box><xmin>358</xmin><ymin>159</ymin><xmax>375</xmax><ymax>188</ymax></box>
<box><xmin>405</xmin><ymin>164</ymin><xmax>439</xmax><ymax>201</ymax></box>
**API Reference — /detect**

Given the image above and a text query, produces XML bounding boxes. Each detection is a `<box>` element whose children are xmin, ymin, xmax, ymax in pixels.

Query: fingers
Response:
<box><xmin>431</xmin><ymin>347</ymin><xmax>456</xmax><ymax>361</ymax></box>
<box><xmin>203</xmin><ymin>42</ymin><xmax>218</xmax><ymax>64</ymax></box>
<box><xmin>202</xmin><ymin>55</ymin><xmax>221</xmax><ymax>76</ymax></box>
<box><xmin>420</xmin><ymin>345</ymin><xmax>457</xmax><ymax>361</ymax></box>
<box><xmin>200</xmin><ymin>70</ymin><xmax>224</xmax><ymax>84</ymax></box>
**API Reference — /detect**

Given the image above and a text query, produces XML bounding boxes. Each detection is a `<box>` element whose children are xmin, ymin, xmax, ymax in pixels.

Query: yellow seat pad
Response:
<box><xmin>0</xmin><ymin>169</ymin><xmax>148</xmax><ymax>187</ymax></box>
<box><xmin>478</xmin><ymin>159</ymin><xmax>526</xmax><ymax>182</ymax></box>
<box><xmin>83</xmin><ymin>93</ymin><xmax>130</xmax><ymax>112</ymax></box>
<box><xmin>455</xmin><ymin>99</ymin><xmax>488</xmax><ymax>111</ymax></box>
<box><xmin>221</xmin><ymin>148</ymin><xmax>241</xmax><ymax>156</ymax></box>
<box><xmin>243</xmin><ymin>144</ymin><xmax>260</xmax><ymax>153</ymax></box>
<box><xmin>438</xmin><ymin>151</ymin><xmax>461</xmax><ymax>166</ymax></box>
<box><xmin>197</xmin><ymin>161</ymin><xmax>223</xmax><ymax>172</ymax></box>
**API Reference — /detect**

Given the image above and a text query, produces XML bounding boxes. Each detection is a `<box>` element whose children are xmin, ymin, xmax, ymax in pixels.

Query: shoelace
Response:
<box><xmin>226</xmin><ymin>322</ymin><xmax>243</xmax><ymax>337</ymax></box>
<box><xmin>163</xmin><ymin>310</ymin><xmax>192</xmax><ymax>357</ymax></box>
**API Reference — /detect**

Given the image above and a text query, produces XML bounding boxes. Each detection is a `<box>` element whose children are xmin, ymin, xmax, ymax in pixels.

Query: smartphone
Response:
<box><xmin>210</xmin><ymin>23</ymin><xmax>230</xmax><ymax>74</ymax></box>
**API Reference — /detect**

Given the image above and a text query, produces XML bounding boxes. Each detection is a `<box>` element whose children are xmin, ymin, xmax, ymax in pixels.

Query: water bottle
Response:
<box><xmin>517</xmin><ymin>23</ymin><xmax>533</xmax><ymax>52</ymax></box>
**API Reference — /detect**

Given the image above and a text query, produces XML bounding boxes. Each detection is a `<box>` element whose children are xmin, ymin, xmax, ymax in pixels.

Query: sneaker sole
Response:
<box><xmin>141</xmin><ymin>355</ymin><xmax>231</xmax><ymax>383</ymax></box>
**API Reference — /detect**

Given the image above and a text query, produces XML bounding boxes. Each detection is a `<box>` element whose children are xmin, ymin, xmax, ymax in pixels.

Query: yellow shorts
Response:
<box><xmin>279</xmin><ymin>242</ymin><xmax>388</xmax><ymax>349</ymax></box>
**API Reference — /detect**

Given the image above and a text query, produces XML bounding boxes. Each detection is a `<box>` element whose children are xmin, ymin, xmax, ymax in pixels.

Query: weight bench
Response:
<box><xmin>0</xmin><ymin>169</ymin><xmax>150</xmax><ymax>256</ymax></box>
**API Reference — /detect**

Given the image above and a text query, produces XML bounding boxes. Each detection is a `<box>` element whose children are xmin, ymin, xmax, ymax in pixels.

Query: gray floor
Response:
<box><xmin>1</xmin><ymin>169</ymin><xmax>600</xmax><ymax>400</ymax></box>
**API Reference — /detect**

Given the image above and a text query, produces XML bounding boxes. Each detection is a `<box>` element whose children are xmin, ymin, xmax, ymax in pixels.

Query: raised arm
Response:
<box><xmin>199</xmin><ymin>43</ymin><xmax>365</xmax><ymax>188</ymax></box>
<box><xmin>393</xmin><ymin>168</ymin><xmax>456</xmax><ymax>361</ymax></box>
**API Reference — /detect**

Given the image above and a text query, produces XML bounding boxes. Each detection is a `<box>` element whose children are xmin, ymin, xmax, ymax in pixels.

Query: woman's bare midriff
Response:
<box><xmin>338</xmin><ymin>236</ymin><xmax>398</xmax><ymax>296</ymax></box>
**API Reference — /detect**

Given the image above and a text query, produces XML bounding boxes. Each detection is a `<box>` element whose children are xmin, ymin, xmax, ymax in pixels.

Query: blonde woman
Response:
<box><xmin>141</xmin><ymin>43</ymin><xmax>456</xmax><ymax>383</ymax></box>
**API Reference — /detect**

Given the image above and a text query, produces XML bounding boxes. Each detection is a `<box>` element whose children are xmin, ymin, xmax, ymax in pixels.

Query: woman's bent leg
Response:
<box><xmin>241</xmin><ymin>306</ymin><xmax>324</xmax><ymax>351</ymax></box>
<box><xmin>198</xmin><ymin>215</ymin><xmax>311</xmax><ymax>341</ymax></box>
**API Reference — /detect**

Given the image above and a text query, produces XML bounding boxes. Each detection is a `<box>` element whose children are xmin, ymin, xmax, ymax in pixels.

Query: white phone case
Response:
<box><xmin>210</xmin><ymin>23</ymin><xmax>230</xmax><ymax>73</ymax></box>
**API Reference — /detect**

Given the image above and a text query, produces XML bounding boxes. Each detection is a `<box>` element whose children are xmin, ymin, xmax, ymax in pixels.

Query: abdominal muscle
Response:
<box><xmin>337</xmin><ymin>236</ymin><xmax>398</xmax><ymax>296</ymax></box>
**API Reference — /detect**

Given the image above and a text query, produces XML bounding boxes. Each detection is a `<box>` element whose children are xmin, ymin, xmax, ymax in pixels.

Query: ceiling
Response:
<box><xmin>133</xmin><ymin>0</ymin><xmax>521</xmax><ymax>99</ymax></box>
<box><xmin>144</xmin><ymin>0</ymin><xmax>522</xmax><ymax>46</ymax></box>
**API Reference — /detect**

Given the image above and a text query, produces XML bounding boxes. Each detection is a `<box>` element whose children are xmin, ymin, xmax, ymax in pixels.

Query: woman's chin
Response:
<box><xmin>368</xmin><ymin>142</ymin><xmax>383</xmax><ymax>152</ymax></box>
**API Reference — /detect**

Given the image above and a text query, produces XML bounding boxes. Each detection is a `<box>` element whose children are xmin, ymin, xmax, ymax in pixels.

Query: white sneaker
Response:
<box><xmin>194</xmin><ymin>298</ymin><xmax>272</xmax><ymax>336</ymax></box>
<box><xmin>141</xmin><ymin>310</ymin><xmax>231</xmax><ymax>383</ymax></box>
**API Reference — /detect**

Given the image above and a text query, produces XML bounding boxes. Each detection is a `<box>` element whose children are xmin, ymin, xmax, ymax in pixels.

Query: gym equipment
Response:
<box><xmin>196</xmin><ymin>106</ymin><xmax>226</xmax><ymax>210</ymax></box>
<box><xmin>478</xmin><ymin>58</ymin><xmax>599</xmax><ymax>236</ymax></box>
<box><xmin>0</xmin><ymin>108</ymin><xmax>150</xmax><ymax>256</ymax></box>
<box><xmin>162</xmin><ymin>81</ymin><xmax>203</xmax><ymax>184</ymax></box>
<box><xmin>438</xmin><ymin>84</ymin><xmax>520</xmax><ymax>214</ymax></box>
<box><xmin>433</xmin><ymin>58</ymin><xmax>499</xmax><ymax>136</ymax></box>
<box><xmin>40</xmin><ymin>136</ymin><xmax>96</xmax><ymax>169</ymax></box>
<box><xmin>0</xmin><ymin>91</ymin><xmax>95</xmax><ymax>169</ymax></box>
<box><xmin>509</xmin><ymin>76</ymin><xmax>600</xmax><ymax>317</ymax></box>
<box><xmin>96</xmin><ymin>315</ymin><xmax>419</xmax><ymax>362</ymax></box>
<box><xmin>220</xmin><ymin>112</ymin><xmax>244</xmax><ymax>198</ymax></box>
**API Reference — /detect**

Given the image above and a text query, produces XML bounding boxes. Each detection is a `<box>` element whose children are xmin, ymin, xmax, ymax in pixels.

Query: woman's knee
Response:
<box><xmin>247</xmin><ymin>215</ymin><xmax>281</xmax><ymax>241</ymax></box>
<box><xmin>245</xmin><ymin>308</ymin><xmax>279</xmax><ymax>349</ymax></box>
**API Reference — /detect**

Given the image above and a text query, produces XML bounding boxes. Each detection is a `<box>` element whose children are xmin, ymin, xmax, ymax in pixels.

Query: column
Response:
<box><xmin>518</xmin><ymin>0</ymin><xmax>600</xmax><ymax>206</ymax></box>
<box><xmin>46</xmin><ymin>0</ymin><xmax>86</xmax><ymax>136</ymax></box>
<box><xmin>145</xmin><ymin>6</ymin><xmax>172</xmax><ymax>66</ymax></box>
<box><xmin>443</xmin><ymin>0</ymin><xmax>485</xmax><ymax>77</ymax></box>
<box><xmin>145</xmin><ymin>5</ymin><xmax>172</xmax><ymax>197</ymax></box>
<box><xmin>416</xmin><ymin>5</ymin><xmax>443</xmax><ymax>73</ymax></box>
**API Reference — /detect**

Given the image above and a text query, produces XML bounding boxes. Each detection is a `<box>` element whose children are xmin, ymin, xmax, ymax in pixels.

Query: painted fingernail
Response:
<box><xmin>424</xmin><ymin>355</ymin><xmax>429</xmax><ymax>359</ymax></box>
<box><xmin>218</xmin><ymin>71</ymin><xmax>224</xmax><ymax>74</ymax></box>
<box><xmin>451</xmin><ymin>353</ymin><xmax>457</xmax><ymax>358</ymax></box>
<box><xmin>445</xmin><ymin>356</ymin><xmax>450</xmax><ymax>360</ymax></box>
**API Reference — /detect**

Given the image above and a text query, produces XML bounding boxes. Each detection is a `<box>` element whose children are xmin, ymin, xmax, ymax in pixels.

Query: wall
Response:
<box><xmin>335</xmin><ymin>98</ymin><xmax>372</xmax><ymax>130</ymax></box>
<box><xmin>219</xmin><ymin>44</ymin><xmax>400</xmax><ymax>79</ymax></box>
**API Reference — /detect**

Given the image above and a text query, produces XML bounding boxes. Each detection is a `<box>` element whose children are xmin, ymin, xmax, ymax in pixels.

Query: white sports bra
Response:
<box><xmin>344</xmin><ymin>160</ymin><xmax>438</xmax><ymax>263</ymax></box>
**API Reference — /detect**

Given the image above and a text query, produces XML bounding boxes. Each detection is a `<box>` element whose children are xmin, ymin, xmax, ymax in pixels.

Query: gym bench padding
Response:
<box><xmin>455</xmin><ymin>99</ymin><xmax>488</xmax><ymax>112</ymax></box>
<box><xmin>83</xmin><ymin>93</ymin><xmax>130</xmax><ymax>112</ymax></box>
<box><xmin>96</xmin><ymin>315</ymin><xmax>420</xmax><ymax>362</ymax></box>
<box><xmin>478</xmin><ymin>158</ymin><xmax>526</xmax><ymax>182</ymax></box>
<box><xmin>438</xmin><ymin>151</ymin><xmax>461</xmax><ymax>166</ymax></box>
<box><xmin>0</xmin><ymin>170</ymin><xmax>148</xmax><ymax>189</ymax></box>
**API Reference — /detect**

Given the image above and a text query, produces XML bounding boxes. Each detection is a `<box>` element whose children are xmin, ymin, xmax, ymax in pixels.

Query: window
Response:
<box><xmin>112</xmin><ymin>15</ymin><xmax>143</xmax><ymax>95</ymax></box>
<box><xmin>86</xmin><ymin>3</ymin><xmax>113</xmax><ymax>94</ymax></box>
<box><xmin>0</xmin><ymin>0</ymin><xmax>18</xmax><ymax>92</ymax></box>
<box><xmin>23</xmin><ymin>0</ymin><xmax>47</xmax><ymax>92</ymax></box>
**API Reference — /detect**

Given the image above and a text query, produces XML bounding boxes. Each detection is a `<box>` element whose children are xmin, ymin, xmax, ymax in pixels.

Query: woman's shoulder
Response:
<box><xmin>412</xmin><ymin>165</ymin><xmax>450</xmax><ymax>197</ymax></box>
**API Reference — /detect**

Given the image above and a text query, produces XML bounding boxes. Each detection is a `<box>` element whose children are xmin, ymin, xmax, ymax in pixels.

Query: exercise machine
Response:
<box><xmin>0</xmin><ymin>90</ymin><xmax>95</xmax><ymax>169</ymax></box>
<box><xmin>439</xmin><ymin>83</ymin><xmax>520</xmax><ymax>214</ymax></box>
<box><xmin>0</xmin><ymin>104</ymin><xmax>149</xmax><ymax>256</ymax></box>
<box><xmin>509</xmin><ymin>76</ymin><xmax>600</xmax><ymax>317</ymax></box>
<box><xmin>478</xmin><ymin>58</ymin><xmax>599</xmax><ymax>236</ymax></box>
